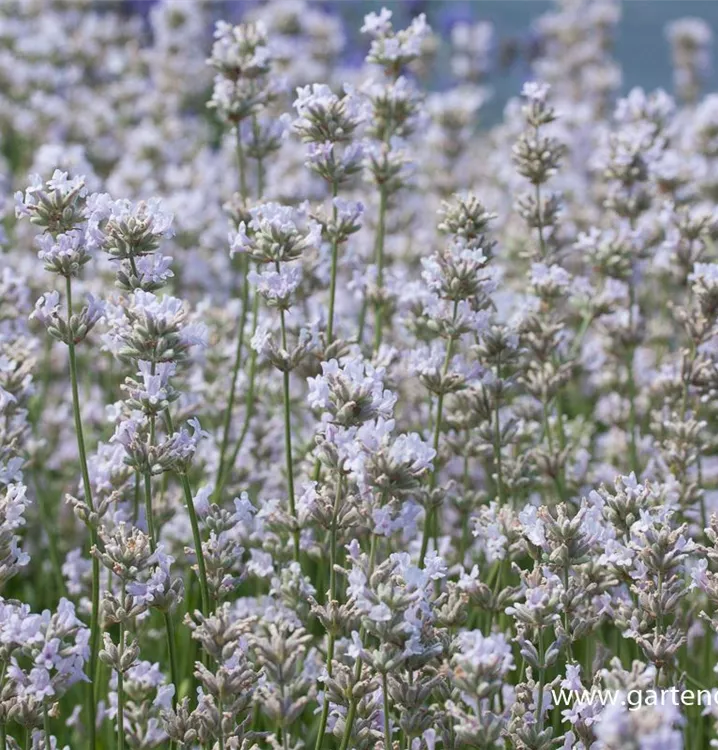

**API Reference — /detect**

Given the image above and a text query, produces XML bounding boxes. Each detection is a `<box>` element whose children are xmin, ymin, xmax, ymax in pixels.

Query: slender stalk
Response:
<box><xmin>163</xmin><ymin>611</ymin><xmax>180</xmax><ymax>706</ymax></box>
<box><xmin>655</xmin><ymin>569</ymin><xmax>664</xmax><ymax>688</ymax></box>
<box><xmin>216</xmin><ymin>126</ymin><xmax>253</xmax><ymax>495</ymax></box>
<box><xmin>493</xmin><ymin>359</ymin><xmax>505</xmax><ymax>507</ymax></box>
<box><xmin>217</xmin><ymin>293</ymin><xmax>259</xmax><ymax>495</ymax></box>
<box><xmin>327</xmin><ymin>180</ymin><xmax>340</xmax><ymax>345</ymax></box>
<box><xmin>214</xmin><ymin>117</ymin><xmax>265</xmax><ymax>496</ymax></box>
<box><xmin>373</xmin><ymin>186</ymin><xmax>389</xmax><ymax>353</ymax></box>
<box><xmin>277</xmin><ymin>265</ymin><xmax>300</xmax><ymax>561</ymax></box>
<box><xmin>66</xmin><ymin>275</ymin><xmax>100</xmax><ymax>749</ymax></box>
<box><xmin>133</xmin><ymin>470</ymin><xmax>140</xmax><ymax>522</ymax></box>
<box><xmin>143</xmin><ymin>470</ymin><xmax>156</xmax><ymax>545</ymax></box>
<box><xmin>535</xmin><ymin>180</ymin><xmax>547</xmax><ymax>260</ymax></box>
<box><xmin>338</xmin><ymin>534</ymin><xmax>378</xmax><ymax>750</ymax></box>
<box><xmin>143</xmin><ymin>469</ymin><xmax>179</xmax><ymax>710</ymax></box>
<box><xmin>117</xmin><ymin>585</ymin><xmax>126</xmax><ymax>750</ymax></box>
<box><xmin>338</xmin><ymin>700</ymin><xmax>358</xmax><ymax>750</ymax></box>
<box><xmin>626</xmin><ymin>280</ymin><xmax>639</xmax><ymax>476</ymax></box>
<box><xmin>218</xmin><ymin>699</ymin><xmax>225</xmax><ymax>750</ymax></box>
<box><xmin>236</xmin><ymin>124</ymin><xmax>248</xmax><ymax>200</ymax></box>
<box><xmin>0</xmin><ymin>666</ymin><xmax>5</xmax><ymax>750</ymax></box>
<box><xmin>43</xmin><ymin>704</ymin><xmax>51</xmax><ymax>749</ymax></box>
<box><xmin>382</xmin><ymin>672</ymin><xmax>392</xmax><ymax>750</ymax></box>
<box><xmin>257</xmin><ymin>153</ymin><xmax>265</xmax><ymax>197</ymax></box>
<box><xmin>356</xmin><ymin>297</ymin><xmax>368</xmax><ymax>347</ymax></box>
<box><xmin>180</xmin><ymin>468</ymin><xmax>210</xmax><ymax>616</ymax></box>
<box><xmin>313</xmin><ymin>476</ymin><xmax>343</xmax><ymax>750</ymax></box>
<box><xmin>563</xmin><ymin>559</ymin><xmax>573</xmax><ymax>661</ymax></box>
<box><xmin>215</xmin><ymin>255</ymin><xmax>250</xmax><ymax>495</ymax></box>
<box><xmin>419</xmin><ymin>301</ymin><xmax>458</xmax><ymax>567</ymax></box>
<box><xmin>164</xmin><ymin>411</ymin><xmax>211</xmax><ymax>616</ymax></box>
<box><xmin>536</xmin><ymin>629</ymin><xmax>546</xmax><ymax>731</ymax></box>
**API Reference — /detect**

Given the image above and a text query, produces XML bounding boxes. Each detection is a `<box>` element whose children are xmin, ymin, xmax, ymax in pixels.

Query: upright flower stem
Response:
<box><xmin>65</xmin><ymin>275</ymin><xmax>100</xmax><ymax>749</ymax></box>
<box><xmin>419</xmin><ymin>301</ymin><xmax>458</xmax><ymax>568</ymax></box>
<box><xmin>0</xmin><ymin>663</ymin><xmax>6</xmax><ymax>750</ymax></box>
<box><xmin>382</xmin><ymin>672</ymin><xmax>392</xmax><ymax>750</ymax></box>
<box><xmin>216</xmin><ymin>127</ymin><xmax>253</xmax><ymax>496</ymax></box>
<box><xmin>494</xmin><ymin>359</ymin><xmax>506</xmax><ymax>507</ymax></box>
<box><xmin>373</xmin><ymin>185</ymin><xmax>389</xmax><ymax>353</ymax></box>
<box><xmin>626</xmin><ymin>281</ymin><xmax>639</xmax><ymax>476</ymax></box>
<box><xmin>326</xmin><ymin>181</ymin><xmax>340</xmax><ymax>345</ymax></box>
<box><xmin>218</xmin><ymin>698</ymin><xmax>225</xmax><ymax>750</ymax></box>
<box><xmin>338</xmin><ymin>534</ymin><xmax>378</xmax><ymax>750</ymax></box>
<box><xmin>164</xmin><ymin>411</ymin><xmax>211</xmax><ymax>616</ymax></box>
<box><xmin>143</xmin><ymin>470</ymin><xmax>157</xmax><ymax>549</ymax></box>
<box><xmin>143</xmin><ymin>468</ymin><xmax>179</xmax><ymax>713</ymax></box>
<box><xmin>236</xmin><ymin>123</ymin><xmax>248</xmax><ymax>200</ymax></box>
<box><xmin>536</xmin><ymin>629</ymin><xmax>546</xmax><ymax>731</ymax></box>
<box><xmin>277</xmin><ymin>262</ymin><xmax>300</xmax><ymax>561</ymax></box>
<box><xmin>181</xmin><ymin>467</ymin><xmax>211</xmax><ymax>616</ymax></box>
<box><xmin>216</xmin><ymin>255</ymin><xmax>250</xmax><ymax>494</ymax></box>
<box><xmin>117</xmin><ymin>583</ymin><xmax>126</xmax><ymax>750</ymax></box>
<box><xmin>217</xmin><ymin>123</ymin><xmax>266</xmax><ymax>498</ymax></box>
<box><xmin>535</xmin><ymin>180</ymin><xmax>547</xmax><ymax>260</ymax></box>
<box><xmin>313</xmin><ymin>475</ymin><xmax>342</xmax><ymax>750</ymax></box>
<box><xmin>219</xmin><ymin>294</ymin><xmax>259</xmax><ymax>492</ymax></box>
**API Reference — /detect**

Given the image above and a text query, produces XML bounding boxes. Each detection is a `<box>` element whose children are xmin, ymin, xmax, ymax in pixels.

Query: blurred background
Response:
<box><xmin>122</xmin><ymin>0</ymin><xmax>718</xmax><ymax>122</ymax></box>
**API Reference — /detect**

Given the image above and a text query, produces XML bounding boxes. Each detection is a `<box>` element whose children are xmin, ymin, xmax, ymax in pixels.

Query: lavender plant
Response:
<box><xmin>3</xmin><ymin>1</ymin><xmax>718</xmax><ymax>749</ymax></box>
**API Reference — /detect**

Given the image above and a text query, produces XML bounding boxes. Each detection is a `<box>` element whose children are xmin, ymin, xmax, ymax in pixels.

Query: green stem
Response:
<box><xmin>338</xmin><ymin>701</ymin><xmax>357</xmax><ymax>750</ymax></box>
<box><xmin>373</xmin><ymin>185</ymin><xmax>388</xmax><ymax>353</ymax></box>
<box><xmin>143</xmin><ymin>471</ymin><xmax>179</xmax><ymax>711</ymax></box>
<box><xmin>117</xmin><ymin>586</ymin><xmax>126</xmax><ymax>750</ymax></box>
<box><xmin>133</xmin><ymin>470</ymin><xmax>140</xmax><ymax>522</ymax></box>
<box><xmin>236</xmin><ymin>124</ymin><xmax>248</xmax><ymax>200</ymax></box>
<box><xmin>339</xmin><ymin>534</ymin><xmax>378</xmax><ymax>750</ymax></box>
<box><xmin>43</xmin><ymin>704</ymin><xmax>51</xmax><ymax>748</ymax></box>
<box><xmin>277</xmin><ymin>273</ymin><xmax>300</xmax><ymax>562</ymax></box>
<box><xmin>143</xmin><ymin>470</ymin><xmax>156</xmax><ymax>546</ymax></box>
<box><xmin>327</xmin><ymin>181</ymin><xmax>340</xmax><ymax>345</ymax></box>
<box><xmin>494</xmin><ymin>359</ymin><xmax>505</xmax><ymax>507</ymax></box>
<box><xmin>257</xmin><ymin>154</ymin><xmax>264</xmax><ymax>198</ymax></box>
<box><xmin>218</xmin><ymin>698</ymin><xmax>225</xmax><ymax>750</ymax></box>
<box><xmin>180</xmin><ymin>469</ymin><xmax>210</xmax><ymax>616</ymax></box>
<box><xmin>536</xmin><ymin>629</ymin><xmax>546</xmax><ymax>731</ymax></box>
<box><xmin>163</xmin><ymin>612</ymin><xmax>179</xmax><ymax>708</ymax></box>
<box><xmin>66</xmin><ymin>275</ymin><xmax>99</xmax><ymax>750</ymax></box>
<box><xmin>535</xmin><ymin>180</ymin><xmax>547</xmax><ymax>260</ymax></box>
<box><xmin>165</xmin><ymin>411</ymin><xmax>211</xmax><ymax>616</ymax></box>
<box><xmin>627</xmin><ymin>280</ymin><xmax>639</xmax><ymax>476</ymax></box>
<box><xmin>382</xmin><ymin>672</ymin><xmax>392</xmax><ymax>750</ymax></box>
<box><xmin>217</xmin><ymin>293</ymin><xmax>259</xmax><ymax>494</ymax></box>
<box><xmin>314</xmin><ymin>476</ymin><xmax>342</xmax><ymax>750</ymax></box>
<box><xmin>563</xmin><ymin>560</ymin><xmax>573</xmax><ymax>661</ymax></box>
<box><xmin>216</xmin><ymin>255</ymin><xmax>250</xmax><ymax>495</ymax></box>
<box><xmin>419</xmin><ymin>301</ymin><xmax>458</xmax><ymax>567</ymax></box>
<box><xmin>216</xmin><ymin>125</ymin><xmax>253</xmax><ymax>493</ymax></box>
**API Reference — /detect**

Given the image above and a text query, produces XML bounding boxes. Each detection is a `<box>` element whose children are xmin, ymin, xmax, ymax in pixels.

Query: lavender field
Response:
<box><xmin>2</xmin><ymin>1</ymin><xmax>718</xmax><ymax>748</ymax></box>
